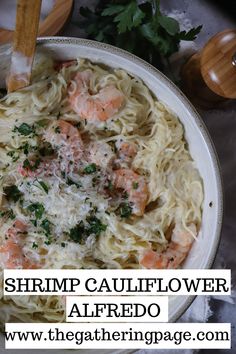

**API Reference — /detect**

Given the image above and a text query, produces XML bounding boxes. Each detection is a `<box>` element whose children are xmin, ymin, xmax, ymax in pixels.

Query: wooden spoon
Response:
<box><xmin>7</xmin><ymin>0</ymin><xmax>42</xmax><ymax>93</ymax></box>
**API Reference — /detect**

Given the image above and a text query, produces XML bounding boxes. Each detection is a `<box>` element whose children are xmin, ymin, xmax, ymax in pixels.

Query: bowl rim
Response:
<box><xmin>36</xmin><ymin>36</ymin><xmax>224</xmax><ymax>322</ymax></box>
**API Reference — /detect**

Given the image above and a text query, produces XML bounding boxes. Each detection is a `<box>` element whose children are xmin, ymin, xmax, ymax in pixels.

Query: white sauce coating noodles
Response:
<box><xmin>0</xmin><ymin>58</ymin><xmax>203</xmax><ymax>323</ymax></box>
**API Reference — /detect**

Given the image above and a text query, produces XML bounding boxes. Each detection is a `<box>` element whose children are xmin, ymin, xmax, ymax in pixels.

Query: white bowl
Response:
<box><xmin>2</xmin><ymin>37</ymin><xmax>223</xmax><ymax>326</ymax></box>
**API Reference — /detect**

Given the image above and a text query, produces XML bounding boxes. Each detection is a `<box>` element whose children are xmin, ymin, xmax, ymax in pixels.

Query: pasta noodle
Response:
<box><xmin>0</xmin><ymin>58</ymin><xmax>203</xmax><ymax>323</ymax></box>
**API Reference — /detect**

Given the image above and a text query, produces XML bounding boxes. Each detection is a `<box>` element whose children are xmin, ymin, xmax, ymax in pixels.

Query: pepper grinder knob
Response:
<box><xmin>181</xmin><ymin>29</ymin><xmax>236</xmax><ymax>108</ymax></box>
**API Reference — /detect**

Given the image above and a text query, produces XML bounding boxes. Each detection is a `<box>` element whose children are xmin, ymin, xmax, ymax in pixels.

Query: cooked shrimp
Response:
<box><xmin>7</xmin><ymin>220</ymin><xmax>27</xmax><ymax>239</ymax></box>
<box><xmin>0</xmin><ymin>220</ymin><xmax>37</xmax><ymax>269</ymax></box>
<box><xmin>44</xmin><ymin>120</ymin><xmax>83</xmax><ymax>170</ymax></box>
<box><xmin>68</xmin><ymin>70</ymin><xmax>125</xmax><ymax>121</ymax></box>
<box><xmin>140</xmin><ymin>223</ymin><xmax>197</xmax><ymax>269</ymax></box>
<box><xmin>113</xmin><ymin>169</ymin><xmax>149</xmax><ymax>216</ymax></box>
<box><xmin>18</xmin><ymin>160</ymin><xmax>53</xmax><ymax>178</ymax></box>
<box><xmin>18</xmin><ymin>164</ymin><xmax>39</xmax><ymax>178</ymax></box>
<box><xmin>116</xmin><ymin>141</ymin><xmax>137</xmax><ymax>165</ymax></box>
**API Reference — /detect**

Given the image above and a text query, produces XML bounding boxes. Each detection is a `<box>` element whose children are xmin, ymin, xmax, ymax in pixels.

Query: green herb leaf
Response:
<box><xmin>27</xmin><ymin>203</ymin><xmax>45</xmax><ymax>219</ymax></box>
<box><xmin>20</xmin><ymin>142</ymin><xmax>30</xmax><ymax>155</ymax></box>
<box><xmin>69</xmin><ymin>221</ymin><xmax>86</xmax><ymax>243</ymax></box>
<box><xmin>13</xmin><ymin>123</ymin><xmax>35</xmax><ymax>136</ymax></box>
<box><xmin>23</xmin><ymin>158</ymin><xmax>41</xmax><ymax>171</ymax></box>
<box><xmin>113</xmin><ymin>2</ymin><xmax>145</xmax><ymax>33</ymax></box>
<box><xmin>0</xmin><ymin>209</ymin><xmax>15</xmax><ymax>219</ymax></box>
<box><xmin>4</xmin><ymin>185</ymin><xmax>22</xmax><ymax>202</ymax></box>
<box><xmin>132</xmin><ymin>181</ymin><xmax>139</xmax><ymax>189</ymax></box>
<box><xmin>69</xmin><ymin>216</ymin><xmax>107</xmax><ymax>244</ymax></box>
<box><xmin>79</xmin><ymin>0</ymin><xmax>202</xmax><ymax>75</ymax></box>
<box><xmin>158</xmin><ymin>15</ymin><xmax>180</xmax><ymax>35</ymax></box>
<box><xmin>7</xmin><ymin>150</ymin><xmax>19</xmax><ymax>162</ymax></box>
<box><xmin>44</xmin><ymin>239</ymin><xmax>52</xmax><ymax>246</ymax></box>
<box><xmin>102</xmin><ymin>4</ymin><xmax>124</xmax><ymax>16</ymax></box>
<box><xmin>41</xmin><ymin>218</ymin><xmax>52</xmax><ymax>234</ymax></box>
<box><xmin>32</xmin><ymin>242</ymin><xmax>38</xmax><ymax>249</ymax></box>
<box><xmin>119</xmin><ymin>202</ymin><xmax>132</xmax><ymax>218</ymax></box>
<box><xmin>38</xmin><ymin>180</ymin><xmax>49</xmax><ymax>194</ymax></box>
<box><xmin>30</xmin><ymin>219</ymin><xmax>37</xmax><ymax>227</ymax></box>
<box><xmin>86</xmin><ymin>215</ymin><xmax>107</xmax><ymax>236</ymax></box>
<box><xmin>8</xmin><ymin>209</ymin><xmax>15</xmax><ymax>220</ymax></box>
<box><xmin>177</xmin><ymin>25</ymin><xmax>203</xmax><ymax>40</ymax></box>
<box><xmin>84</xmin><ymin>163</ymin><xmax>97</xmax><ymax>174</ymax></box>
<box><xmin>66</xmin><ymin>177</ymin><xmax>82</xmax><ymax>188</ymax></box>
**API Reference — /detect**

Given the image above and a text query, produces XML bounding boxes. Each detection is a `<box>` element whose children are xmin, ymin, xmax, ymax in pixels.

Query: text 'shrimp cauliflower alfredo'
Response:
<box><xmin>0</xmin><ymin>53</ymin><xmax>203</xmax><ymax>323</ymax></box>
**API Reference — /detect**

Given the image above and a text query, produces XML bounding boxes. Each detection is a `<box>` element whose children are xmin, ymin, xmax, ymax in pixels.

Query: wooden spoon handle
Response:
<box><xmin>7</xmin><ymin>0</ymin><xmax>42</xmax><ymax>93</ymax></box>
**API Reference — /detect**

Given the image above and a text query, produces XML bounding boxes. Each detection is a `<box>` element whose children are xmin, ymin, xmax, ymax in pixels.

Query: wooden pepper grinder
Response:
<box><xmin>181</xmin><ymin>29</ymin><xmax>236</xmax><ymax>109</ymax></box>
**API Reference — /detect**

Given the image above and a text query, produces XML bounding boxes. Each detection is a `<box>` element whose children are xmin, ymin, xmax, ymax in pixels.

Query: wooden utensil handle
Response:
<box><xmin>7</xmin><ymin>0</ymin><xmax>42</xmax><ymax>93</ymax></box>
<box><xmin>14</xmin><ymin>0</ymin><xmax>41</xmax><ymax>57</ymax></box>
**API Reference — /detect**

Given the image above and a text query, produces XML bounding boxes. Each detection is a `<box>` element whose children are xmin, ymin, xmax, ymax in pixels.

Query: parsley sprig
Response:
<box><xmin>80</xmin><ymin>0</ymin><xmax>202</xmax><ymax>71</ymax></box>
<box><xmin>27</xmin><ymin>203</ymin><xmax>45</xmax><ymax>219</ymax></box>
<box><xmin>13</xmin><ymin>123</ymin><xmax>35</xmax><ymax>136</ymax></box>
<box><xmin>69</xmin><ymin>216</ymin><xmax>107</xmax><ymax>244</ymax></box>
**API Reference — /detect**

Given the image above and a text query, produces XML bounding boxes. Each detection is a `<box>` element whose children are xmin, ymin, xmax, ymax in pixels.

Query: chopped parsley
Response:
<box><xmin>32</xmin><ymin>242</ymin><xmax>38</xmax><ymax>249</ymax></box>
<box><xmin>0</xmin><ymin>209</ymin><xmax>15</xmax><ymax>220</ymax></box>
<box><xmin>23</xmin><ymin>159</ymin><xmax>31</xmax><ymax>169</ymax></box>
<box><xmin>69</xmin><ymin>221</ymin><xmax>86</xmax><ymax>243</ymax></box>
<box><xmin>21</xmin><ymin>142</ymin><xmax>30</xmax><ymax>155</ymax></box>
<box><xmin>66</xmin><ymin>177</ymin><xmax>82</xmax><ymax>188</ymax></box>
<box><xmin>13</xmin><ymin>123</ymin><xmax>35</xmax><ymax>136</ymax></box>
<box><xmin>37</xmin><ymin>180</ymin><xmax>49</xmax><ymax>194</ymax></box>
<box><xmin>84</xmin><ymin>163</ymin><xmax>97</xmax><ymax>174</ymax></box>
<box><xmin>23</xmin><ymin>158</ymin><xmax>41</xmax><ymax>171</ymax></box>
<box><xmin>27</xmin><ymin>203</ymin><xmax>45</xmax><ymax>219</ymax></box>
<box><xmin>86</xmin><ymin>215</ymin><xmax>107</xmax><ymax>235</ymax></box>
<box><xmin>7</xmin><ymin>150</ymin><xmax>19</xmax><ymax>162</ymax></box>
<box><xmin>30</xmin><ymin>219</ymin><xmax>37</xmax><ymax>227</ymax></box>
<box><xmin>61</xmin><ymin>242</ymin><xmax>66</xmax><ymax>248</ymax></box>
<box><xmin>119</xmin><ymin>202</ymin><xmax>132</xmax><ymax>218</ymax></box>
<box><xmin>69</xmin><ymin>216</ymin><xmax>107</xmax><ymax>244</ymax></box>
<box><xmin>44</xmin><ymin>239</ymin><xmax>52</xmax><ymax>246</ymax></box>
<box><xmin>4</xmin><ymin>185</ymin><xmax>22</xmax><ymax>202</ymax></box>
<box><xmin>8</xmin><ymin>209</ymin><xmax>15</xmax><ymax>220</ymax></box>
<box><xmin>132</xmin><ymin>181</ymin><xmax>139</xmax><ymax>189</ymax></box>
<box><xmin>55</xmin><ymin>126</ymin><xmax>61</xmax><ymax>133</ymax></box>
<box><xmin>41</xmin><ymin>218</ymin><xmax>52</xmax><ymax>235</ymax></box>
